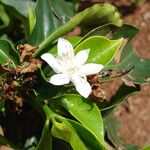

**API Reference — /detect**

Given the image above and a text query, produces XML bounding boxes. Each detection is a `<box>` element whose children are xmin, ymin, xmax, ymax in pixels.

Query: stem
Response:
<box><xmin>42</xmin><ymin>104</ymin><xmax>55</xmax><ymax>119</ymax></box>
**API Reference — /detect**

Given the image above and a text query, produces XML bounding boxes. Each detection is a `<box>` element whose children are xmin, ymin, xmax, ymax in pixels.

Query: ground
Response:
<box><xmin>114</xmin><ymin>1</ymin><xmax>150</xmax><ymax>147</ymax></box>
<box><xmin>79</xmin><ymin>0</ymin><xmax>150</xmax><ymax>148</ymax></box>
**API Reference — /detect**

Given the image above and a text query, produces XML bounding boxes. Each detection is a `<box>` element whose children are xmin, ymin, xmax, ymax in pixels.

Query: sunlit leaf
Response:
<box><xmin>34</xmin><ymin>3</ymin><xmax>123</xmax><ymax>56</ymax></box>
<box><xmin>28</xmin><ymin>5</ymin><xmax>36</xmax><ymax>34</ymax></box>
<box><xmin>52</xmin><ymin>118</ymin><xmax>88</xmax><ymax>150</ymax></box>
<box><xmin>75</xmin><ymin>36</ymin><xmax>123</xmax><ymax>65</ymax></box>
<box><xmin>0</xmin><ymin>5</ymin><xmax>9</xmax><ymax>29</ymax></box>
<box><xmin>61</xmin><ymin>94</ymin><xmax>105</xmax><ymax>145</ymax></box>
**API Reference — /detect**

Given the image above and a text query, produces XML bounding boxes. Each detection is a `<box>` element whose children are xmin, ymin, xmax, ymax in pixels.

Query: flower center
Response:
<box><xmin>58</xmin><ymin>55</ymin><xmax>78</xmax><ymax>75</ymax></box>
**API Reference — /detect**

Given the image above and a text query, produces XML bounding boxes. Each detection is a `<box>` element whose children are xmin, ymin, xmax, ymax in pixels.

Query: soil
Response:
<box><xmin>78</xmin><ymin>0</ymin><xmax>150</xmax><ymax>148</ymax></box>
<box><xmin>114</xmin><ymin>1</ymin><xmax>150</xmax><ymax>148</ymax></box>
<box><xmin>80</xmin><ymin>0</ymin><xmax>150</xmax><ymax>148</ymax></box>
<box><xmin>78</xmin><ymin>1</ymin><xmax>150</xmax><ymax>147</ymax></box>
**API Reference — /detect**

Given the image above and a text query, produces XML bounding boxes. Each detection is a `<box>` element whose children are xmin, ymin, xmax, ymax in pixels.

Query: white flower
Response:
<box><xmin>41</xmin><ymin>38</ymin><xmax>104</xmax><ymax>98</ymax></box>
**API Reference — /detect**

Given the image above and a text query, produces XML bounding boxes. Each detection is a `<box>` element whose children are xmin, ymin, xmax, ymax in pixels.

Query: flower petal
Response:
<box><xmin>50</xmin><ymin>73</ymin><xmax>70</xmax><ymax>85</ymax></box>
<box><xmin>57</xmin><ymin>38</ymin><xmax>74</xmax><ymax>58</ymax></box>
<box><xmin>41</xmin><ymin>53</ymin><xmax>62</xmax><ymax>73</ymax></box>
<box><xmin>74</xmin><ymin>49</ymin><xmax>90</xmax><ymax>66</ymax></box>
<box><xmin>71</xmin><ymin>74</ymin><xmax>91</xmax><ymax>98</ymax></box>
<box><xmin>79</xmin><ymin>63</ymin><xmax>104</xmax><ymax>76</ymax></box>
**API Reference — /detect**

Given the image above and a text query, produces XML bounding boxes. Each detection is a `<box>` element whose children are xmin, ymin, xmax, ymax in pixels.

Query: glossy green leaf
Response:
<box><xmin>36</xmin><ymin>119</ymin><xmax>52</xmax><ymax>150</ymax></box>
<box><xmin>101</xmin><ymin>84</ymin><xmax>140</xmax><ymax>117</ymax></box>
<box><xmin>0</xmin><ymin>0</ymin><xmax>35</xmax><ymax>18</ymax></box>
<box><xmin>0</xmin><ymin>39</ymin><xmax>19</xmax><ymax>66</ymax></box>
<box><xmin>75</xmin><ymin>36</ymin><xmax>123</xmax><ymax>65</ymax></box>
<box><xmin>118</xmin><ymin>44</ymin><xmax>150</xmax><ymax>84</ymax></box>
<box><xmin>28</xmin><ymin>5</ymin><xmax>36</xmax><ymax>34</ymax></box>
<box><xmin>29</xmin><ymin>0</ymin><xmax>76</xmax><ymax>45</ymax></box>
<box><xmin>0</xmin><ymin>4</ymin><xmax>9</xmax><ymax>29</ymax></box>
<box><xmin>52</xmin><ymin>115</ymin><xmax>106</xmax><ymax>150</ymax></box>
<box><xmin>65</xmin><ymin>119</ymin><xmax>107</xmax><ymax>150</ymax></box>
<box><xmin>34</xmin><ymin>3</ymin><xmax>123</xmax><ymax>56</ymax></box>
<box><xmin>52</xmin><ymin>118</ymin><xmax>88</xmax><ymax>150</ymax></box>
<box><xmin>61</xmin><ymin>94</ymin><xmax>104</xmax><ymax>145</ymax></box>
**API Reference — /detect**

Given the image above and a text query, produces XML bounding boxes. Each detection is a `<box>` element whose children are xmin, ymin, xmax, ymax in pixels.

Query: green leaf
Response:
<box><xmin>127</xmin><ymin>145</ymin><xmax>139</xmax><ymax>150</ymax></box>
<box><xmin>80</xmin><ymin>24</ymin><xmax>138</xmax><ymax>44</ymax></box>
<box><xmin>33</xmin><ymin>77</ymin><xmax>68</xmax><ymax>100</ymax></box>
<box><xmin>52</xmin><ymin>116</ymin><xmax>106</xmax><ymax>150</ymax></box>
<box><xmin>0</xmin><ymin>101</ymin><xmax>4</xmax><ymax>111</ymax></box>
<box><xmin>61</xmin><ymin>94</ymin><xmax>105</xmax><ymax>145</ymax></box>
<box><xmin>36</xmin><ymin>119</ymin><xmax>52</xmax><ymax>150</ymax></box>
<box><xmin>29</xmin><ymin>0</ymin><xmax>76</xmax><ymax>45</ymax></box>
<box><xmin>101</xmin><ymin>84</ymin><xmax>140</xmax><ymax>117</ymax></box>
<box><xmin>140</xmin><ymin>146</ymin><xmax>150</xmax><ymax>150</ymax></box>
<box><xmin>52</xmin><ymin>118</ymin><xmax>88</xmax><ymax>150</ymax></box>
<box><xmin>75</xmin><ymin>36</ymin><xmax>123</xmax><ymax>65</ymax></box>
<box><xmin>28</xmin><ymin>5</ymin><xmax>36</xmax><ymax>34</ymax></box>
<box><xmin>34</xmin><ymin>3</ymin><xmax>123</xmax><ymax>56</ymax></box>
<box><xmin>66</xmin><ymin>119</ymin><xmax>107</xmax><ymax>150</ymax></box>
<box><xmin>104</xmin><ymin>111</ymin><xmax>126</xmax><ymax>149</ymax></box>
<box><xmin>113</xmin><ymin>24</ymin><xmax>139</xmax><ymax>40</ymax></box>
<box><xmin>0</xmin><ymin>0</ymin><xmax>35</xmax><ymax>19</ymax></box>
<box><xmin>118</xmin><ymin>44</ymin><xmax>150</xmax><ymax>84</ymax></box>
<box><xmin>0</xmin><ymin>39</ymin><xmax>19</xmax><ymax>66</ymax></box>
<box><xmin>0</xmin><ymin>4</ymin><xmax>9</xmax><ymax>29</ymax></box>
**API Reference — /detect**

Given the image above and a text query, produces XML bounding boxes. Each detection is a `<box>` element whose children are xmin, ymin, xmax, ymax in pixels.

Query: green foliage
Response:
<box><xmin>36</xmin><ymin>119</ymin><xmax>52</xmax><ymax>150</ymax></box>
<box><xmin>33</xmin><ymin>3</ymin><xmax>123</xmax><ymax>56</ymax></box>
<box><xmin>141</xmin><ymin>146</ymin><xmax>150</xmax><ymax>150</ymax></box>
<box><xmin>52</xmin><ymin>118</ymin><xmax>88</xmax><ymax>150</ymax></box>
<box><xmin>28</xmin><ymin>5</ymin><xmax>36</xmax><ymax>34</ymax></box>
<box><xmin>29</xmin><ymin>0</ymin><xmax>76</xmax><ymax>45</ymax></box>
<box><xmin>0</xmin><ymin>0</ymin><xmax>35</xmax><ymax>19</ymax></box>
<box><xmin>101</xmin><ymin>84</ymin><xmax>140</xmax><ymax>117</ymax></box>
<box><xmin>116</xmin><ymin>44</ymin><xmax>150</xmax><ymax>84</ymax></box>
<box><xmin>0</xmin><ymin>1</ymin><xmax>149</xmax><ymax>150</ymax></box>
<box><xmin>75</xmin><ymin>36</ymin><xmax>123</xmax><ymax>65</ymax></box>
<box><xmin>104</xmin><ymin>112</ymin><xmax>126</xmax><ymax>149</ymax></box>
<box><xmin>0</xmin><ymin>39</ymin><xmax>19</xmax><ymax>66</ymax></box>
<box><xmin>0</xmin><ymin>4</ymin><xmax>9</xmax><ymax>30</ymax></box>
<box><xmin>61</xmin><ymin>94</ymin><xmax>104</xmax><ymax>145</ymax></box>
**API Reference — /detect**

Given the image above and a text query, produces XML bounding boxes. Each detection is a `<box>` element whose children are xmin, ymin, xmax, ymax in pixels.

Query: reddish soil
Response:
<box><xmin>114</xmin><ymin>1</ymin><xmax>150</xmax><ymax>148</ymax></box>
<box><xmin>78</xmin><ymin>0</ymin><xmax>150</xmax><ymax>147</ymax></box>
<box><xmin>78</xmin><ymin>0</ymin><xmax>150</xmax><ymax>148</ymax></box>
